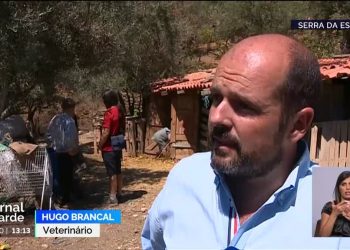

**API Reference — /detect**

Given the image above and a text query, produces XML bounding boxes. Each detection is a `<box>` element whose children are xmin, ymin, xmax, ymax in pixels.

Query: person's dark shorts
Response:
<box><xmin>102</xmin><ymin>151</ymin><xmax>122</xmax><ymax>176</ymax></box>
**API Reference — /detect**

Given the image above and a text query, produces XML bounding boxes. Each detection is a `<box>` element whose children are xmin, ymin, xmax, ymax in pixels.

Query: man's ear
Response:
<box><xmin>289</xmin><ymin>107</ymin><xmax>314</xmax><ymax>143</ymax></box>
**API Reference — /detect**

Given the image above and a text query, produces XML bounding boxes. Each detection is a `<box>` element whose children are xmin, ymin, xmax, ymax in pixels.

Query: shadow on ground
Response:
<box><xmin>67</xmin><ymin>156</ymin><xmax>168</xmax><ymax>210</ymax></box>
<box><xmin>80</xmin><ymin>141</ymin><xmax>95</xmax><ymax>155</ymax></box>
<box><xmin>122</xmin><ymin>167</ymin><xmax>169</xmax><ymax>187</ymax></box>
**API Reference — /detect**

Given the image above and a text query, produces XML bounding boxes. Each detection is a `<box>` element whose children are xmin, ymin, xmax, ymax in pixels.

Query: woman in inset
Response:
<box><xmin>319</xmin><ymin>171</ymin><xmax>350</xmax><ymax>237</ymax></box>
<box><xmin>98</xmin><ymin>90</ymin><xmax>125</xmax><ymax>205</ymax></box>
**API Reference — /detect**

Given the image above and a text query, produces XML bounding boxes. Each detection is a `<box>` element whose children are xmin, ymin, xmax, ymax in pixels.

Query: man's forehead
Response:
<box><xmin>231</xmin><ymin>34</ymin><xmax>294</xmax><ymax>52</ymax></box>
<box><xmin>220</xmin><ymin>43</ymin><xmax>289</xmax><ymax>66</ymax></box>
<box><xmin>218</xmin><ymin>45</ymin><xmax>289</xmax><ymax>84</ymax></box>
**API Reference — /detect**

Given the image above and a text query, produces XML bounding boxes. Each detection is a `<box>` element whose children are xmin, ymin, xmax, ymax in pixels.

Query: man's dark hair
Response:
<box><xmin>278</xmin><ymin>39</ymin><xmax>322</xmax><ymax>127</ymax></box>
<box><xmin>61</xmin><ymin>98</ymin><xmax>76</xmax><ymax>111</ymax></box>
<box><xmin>102</xmin><ymin>89</ymin><xmax>119</xmax><ymax>108</ymax></box>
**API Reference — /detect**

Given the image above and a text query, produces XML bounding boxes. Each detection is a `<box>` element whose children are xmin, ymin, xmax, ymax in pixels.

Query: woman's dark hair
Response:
<box><xmin>334</xmin><ymin>171</ymin><xmax>350</xmax><ymax>203</ymax></box>
<box><xmin>102</xmin><ymin>89</ymin><xmax>126</xmax><ymax>134</ymax></box>
<box><xmin>102</xmin><ymin>90</ymin><xmax>119</xmax><ymax>108</ymax></box>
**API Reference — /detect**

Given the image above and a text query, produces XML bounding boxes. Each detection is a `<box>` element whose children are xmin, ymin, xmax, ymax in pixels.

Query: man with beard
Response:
<box><xmin>141</xmin><ymin>34</ymin><xmax>350</xmax><ymax>249</ymax></box>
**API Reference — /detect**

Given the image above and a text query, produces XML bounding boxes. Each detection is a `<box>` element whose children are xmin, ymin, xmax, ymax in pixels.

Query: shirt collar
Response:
<box><xmin>274</xmin><ymin>140</ymin><xmax>312</xmax><ymax>194</ymax></box>
<box><xmin>226</xmin><ymin>140</ymin><xmax>313</xmax><ymax>248</ymax></box>
<box><xmin>268</xmin><ymin>140</ymin><xmax>312</xmax><ymax>207</ymax></box>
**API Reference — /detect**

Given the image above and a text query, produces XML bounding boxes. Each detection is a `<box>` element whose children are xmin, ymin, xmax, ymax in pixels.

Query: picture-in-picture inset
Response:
<box><xmin>313</xmin><ymin>167</ymin><xmax>350</xmax><ymax>237</ymax></box>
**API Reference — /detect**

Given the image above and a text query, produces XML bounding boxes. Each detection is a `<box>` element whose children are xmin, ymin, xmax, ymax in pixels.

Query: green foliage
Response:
<box><xmin>0</xmin><ymin>2</ymin><xmax>69</xmax><ymax>119</ymax></box>
<box><xmin>1</xmin><ymin>1</ymin><xmax>350</xmax><ymax>120</ymax></box>
<box><xmin>57</xmin><ymin>2</ymin><xmax>191</xmax><ymax>98</ymax></box>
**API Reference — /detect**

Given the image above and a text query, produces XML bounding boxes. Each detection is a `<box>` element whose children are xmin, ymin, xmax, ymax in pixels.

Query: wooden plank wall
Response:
<box><xmin>198</xmin><ymin>107</ymin><xmax>209</xmax><ymax>151</ymax></box>
<box><xmin>92</xmin><ymin>110</ymin><xmax>105</xmax><ymax>154</ymax></box>
<box><xmin>310</xmin><ymin>120</ymin><xmax>350</xmax><ymax>167</ymax></box>
<box><xmin>125</xmin><ymin>117</ymin><xmax>146</xmax><ymax>157</ymax></box>
<box><xmin>144</xmin><ymin>95</ymin><xmax>171</xmax><ymax>155</ymax></box>
<box><xmin>170</xmin><ymin>92</ymin><xmax>199</xmax><ymax>160</ymax></box>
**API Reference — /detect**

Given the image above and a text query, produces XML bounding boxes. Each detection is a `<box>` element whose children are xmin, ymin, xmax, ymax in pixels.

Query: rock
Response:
<box><xmin>141</xmin><ymin>207</ymin><xmax>147</xmax><ymax>213</ymax></box>
<box><xmin>52</xmin><ymin>237</ymin><xmax>65</xmax><ymax>245</ymax></box>
<box><xmin>41</xmin><ymin>244</ymin><xmax>49</xmax><ymax>248</ymax></box>
<box><xmin>132</xmin><ymin>214</ymin><xmax>138</xmax><ymax>218</ymax></box>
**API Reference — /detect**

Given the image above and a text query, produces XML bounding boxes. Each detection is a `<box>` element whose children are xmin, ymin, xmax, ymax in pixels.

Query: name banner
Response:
<box><xmin>35</xmin><ymin>210</ymin><xmax>121</xmax><ymax>224</ymax></box>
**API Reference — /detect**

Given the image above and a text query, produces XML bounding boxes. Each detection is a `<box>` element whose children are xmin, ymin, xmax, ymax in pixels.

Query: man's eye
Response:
<box><xmin>234</xmin><ymin>102</ymin><xmax>258</xmax><ymax>116</ymax></box>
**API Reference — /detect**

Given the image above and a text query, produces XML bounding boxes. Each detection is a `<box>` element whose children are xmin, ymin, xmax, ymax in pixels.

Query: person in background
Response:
<box><xmin>98</xmin><ymin>89</ymin><xmax>125</xmax><ymax>205</ymax></box>
<box><xmin>47</xmin><ymin>98</ymin><xmax>79</xmax><ymax>208</ymax></box>
<box><xmin>319</xmin><ymin>171</ymin><xmax>350</xmax><ymax>237</ymax></box>
<box><xmin>152</xmin><ymin>127</ymin><xmax>171</xmax><ymax>155</ymax></box>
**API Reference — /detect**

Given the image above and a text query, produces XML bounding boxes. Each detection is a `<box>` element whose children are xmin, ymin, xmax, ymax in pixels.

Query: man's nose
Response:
<box><xmin>209</xmin><ymin>99</ymin><xmax>232</xmax><ymax>128</ymax></box>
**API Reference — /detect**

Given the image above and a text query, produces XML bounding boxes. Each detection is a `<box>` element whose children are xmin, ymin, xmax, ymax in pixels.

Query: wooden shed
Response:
<box><xmin>309</xmin><ymin>55</ymin><xmax>350</xmax><ymax>166</ymax></box>
<box><xmin>145</xmin><ymin>69</ymin><xmax>215</xmax><ymax>160</ymax></box>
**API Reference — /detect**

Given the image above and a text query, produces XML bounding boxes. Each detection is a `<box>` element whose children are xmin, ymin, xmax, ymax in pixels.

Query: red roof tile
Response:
<box><xmin>151</xmin><ymin>57</ymin><xmax>350</xmax><ymax>93</ymax></box>
<box><xmin>319</xmin><ymin>57</ymin><xmax>350</xmax><ymax>79</ymax></box>
<box><xmin>151</xmin><ymin>69</ymin><xmax>215</xmax><ymax>93</ymax></box>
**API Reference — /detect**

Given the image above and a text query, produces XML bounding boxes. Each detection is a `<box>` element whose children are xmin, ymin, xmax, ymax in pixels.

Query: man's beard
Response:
<box><xmin>209</xmin><ymin>126</ymin><xmax>284</xmax><ymax>179</ymax></box>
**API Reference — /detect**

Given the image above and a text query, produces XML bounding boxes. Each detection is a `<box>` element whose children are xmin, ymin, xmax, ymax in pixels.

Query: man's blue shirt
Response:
<box><xmin>141</xmin><ymin>141</ymin><xmax>350</xmax><ymax>249</ymax></box>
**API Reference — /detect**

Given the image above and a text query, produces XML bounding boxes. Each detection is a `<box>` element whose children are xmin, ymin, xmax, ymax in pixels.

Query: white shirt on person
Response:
<box><xmin>46</xmin><ymin>112</ymin><xmax>79</xmax><ymax>153</ymax></box>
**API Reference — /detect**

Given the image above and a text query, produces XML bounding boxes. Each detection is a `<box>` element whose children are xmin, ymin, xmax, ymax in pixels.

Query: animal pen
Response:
<box><xmin>93</xmin><ymin>112</ymin><xmax>146</xmax><ymax>157</ymax></box>
<box><xmin>146</xmin><ymin>69</ymin><xmax>215</xmax><ymax>160</ymax></box>
<box><xmin>309</xmin><ymin>56</ymin><xmax>350</xmax><ymax>167</ymax></box>
<box><xmin>0</xmin><ymin>145</ymin><xmax>52</xmax><ymax>209</ymax></box>
<box><xmin>309</xmin><ymin>120</ymin><xmax>350</xmax><ymax>167</ymax></box>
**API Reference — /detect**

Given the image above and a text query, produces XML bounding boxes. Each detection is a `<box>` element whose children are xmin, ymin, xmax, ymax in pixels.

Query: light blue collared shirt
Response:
<box><xmin>141</xmin><ymin>141</ymin><xmax>350</xmax><ymax>249</ymax></box>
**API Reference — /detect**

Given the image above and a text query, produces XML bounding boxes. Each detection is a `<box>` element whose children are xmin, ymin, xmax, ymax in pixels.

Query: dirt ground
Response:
<box><xmin>1</xmin><ymin>132</ymin><xmax>175</xmax><ymax>250</ymax></box>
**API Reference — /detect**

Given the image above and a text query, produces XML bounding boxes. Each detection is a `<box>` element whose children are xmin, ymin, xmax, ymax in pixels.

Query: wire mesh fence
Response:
<box><xmin>0</xmin><ymin>145</ymin><xmax>52</xmax><ymax>209</ymax></box>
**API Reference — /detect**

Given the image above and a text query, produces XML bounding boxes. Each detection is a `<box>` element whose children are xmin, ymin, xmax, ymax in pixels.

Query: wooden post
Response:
<box><xmin>328</xmin><ymin>121</ymin><xmax>336</xmax><ymax>167</ymax></box>
<box><xmin>339</xmin><ymin>120</ymin><xmax>348</xmax><ymax>167</ymax></box>
<box><xmin>125</xmin><ymin>117</ymin><xmax>137</xmax><ymax>157</ymax></box>
<box><xmin>319</xmin><ymin>122</ymin><xmax>331</xmax><ymax>167</ymax></box>
<box><xmin>92</xmin><ymin>111</ymin><xmax>104</xmax><ymax>155</ymax></box>
<box><xmin>93</xmin><ymin>118</ymin><xmax>99</xmax><ymax>155</ymax></box>
<box><xmin>334</xmin><ymin>121</ymin><xmax>341</xmax><ymax>167</ymax></box>
<box><xmin>135</xmin><ymin>119</ymin><xmax>140</xmax><ymax>154</ymax></box>
<box><xmin>125</xmin><ymin>118</ymin><xmax>132</xmax><ymax>157</ymax></box>
<box><xmin>125</xmin><ymin>118</ymin><xmax>130</xmax><ymax>156</ymax></box>
<box><xmin>132</xmin><ymin>119</ymin><xmax>137</xmax><ymax>156</ymax></box>
<box><xmin>170</xmin><ymin>96</ymin><xmax>176</xmax><ymax>159</ymax></box>
<box><xmin>93</xmin><ymin>126</ymin><xmax>98</xmax><ymax>155</ymax></box>
<box><xmin>136</xmin><ymin>118</ymin><xmax>146</xmax><ymax>154</ymax></box>
<box><xmin>309</xmin><ymin>125</ymin><xmax>318</xmax><ymax>163</ymax></box>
